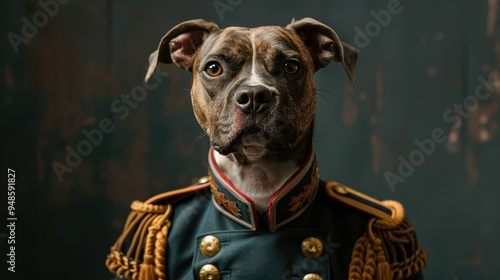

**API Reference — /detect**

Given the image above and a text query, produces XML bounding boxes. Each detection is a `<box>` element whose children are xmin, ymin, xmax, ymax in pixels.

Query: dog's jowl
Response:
<box><xmin>106</xmin><ymin>18</ymin><xmax>427</xmax><ymax>280</ymax></box>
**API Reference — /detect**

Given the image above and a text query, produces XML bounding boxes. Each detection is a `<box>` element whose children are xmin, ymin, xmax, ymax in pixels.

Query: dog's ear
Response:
<box><xmin>145</xmin><ymin>19</ymin><xmax>220</xmax><ymax>82</ymax></box>
<box><xmin>287</xmin><ymin>17</ymin><xmax>357</xmax><ymax>81</ymax></box>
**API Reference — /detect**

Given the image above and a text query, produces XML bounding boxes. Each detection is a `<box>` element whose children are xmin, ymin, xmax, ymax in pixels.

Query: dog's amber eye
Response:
<box><xmin>205</xmin><ymin>62</ymin><xmax>223</xmax><ymax>77</ymax></box>
<box><xmin>283</xmin><ymin>60</ymin><xmax>300</xmax><ymax>75</ymax></box>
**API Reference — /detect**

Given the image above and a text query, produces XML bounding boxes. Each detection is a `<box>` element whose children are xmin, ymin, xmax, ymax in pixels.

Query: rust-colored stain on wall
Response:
<box><xmin>341</xmin><ymin>81</ymin><xmax>358</xmax><ymax>126</ymax></box>
<box><xmin>466</xmin><ymin>148</ymin><xmax>480</xmax><ymax>186</ymax></box>
<box><xmin>461</xmin><ymin>246</ymin><xmax>485</xmax><ymax>266</ymax></box>
<box><xmin>374</xmin><ymin>63</ymin><xmax>384</xmax><ymax>111</ymax></box>
<box><xmin>370</xmin><ymin>64</ymin><xmax>384</xmax><ymax>173</ymax></box>
<box><xmin>488</xmin><ymin>0</ymin><xmax>498</xmax><ymax>37</ymax></box>
<box><xmin>469</xmin><ymin>100</ymin><xmax>499</xmax><ymax>143</ymax></box>
<box><xmin>102</xmin><ymin>125</ymin><xmax>151</xmax><ymax>206</ymax></box>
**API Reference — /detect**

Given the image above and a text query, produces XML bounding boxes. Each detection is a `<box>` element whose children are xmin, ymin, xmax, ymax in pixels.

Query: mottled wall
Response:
<box><xmin>0</xmin><ymin>0</ymin><xmax>499</xmax><ymax>279</ymax></box>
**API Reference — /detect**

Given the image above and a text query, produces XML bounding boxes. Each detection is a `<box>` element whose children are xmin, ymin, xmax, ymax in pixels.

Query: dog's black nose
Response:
<box><xmin>233</xmin><ymin>85</ymin><xmax>273</xmax><ymax>114</ymax></box>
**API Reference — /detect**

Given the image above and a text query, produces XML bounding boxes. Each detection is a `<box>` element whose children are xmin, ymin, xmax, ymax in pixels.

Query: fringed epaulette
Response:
<box><xmin>325</xmin><ymin>181</ymin><xmax>428</xmax><ymax>280</ymax></box>
<box><xmin>105</xmin><ymin>178</ymin><xmax>211</xmax><ymax>280</ymax></box>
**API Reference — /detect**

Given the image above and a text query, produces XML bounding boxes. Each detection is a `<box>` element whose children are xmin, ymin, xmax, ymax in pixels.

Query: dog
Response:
<box><xmin>106</xmin><ymin>18</ymin><xmax>427</xmax><ymax>280</ymax></box>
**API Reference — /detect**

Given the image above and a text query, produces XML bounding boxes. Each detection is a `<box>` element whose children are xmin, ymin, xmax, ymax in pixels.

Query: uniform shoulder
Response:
<box><xmin>323</xmin><ymin>180</ymin><xmax>399</xmax><ymax>222</ymax></box>
<box><xmin>105</xmin><ymin>177</ymin><xmax>210</xmax><ymax>279</ymax></box>
<box><xmin>323</xmin><ymin>180</ymin><xmax>428</xmax><ymax>279</ymax></box>
<box><xmin>144</xmin><ymin>176</ymin><xmax>211</xmax><ymax>205</ymax></box>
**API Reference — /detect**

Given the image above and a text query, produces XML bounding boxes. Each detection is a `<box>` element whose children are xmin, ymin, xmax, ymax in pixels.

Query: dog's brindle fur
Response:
<box><xmin>146</xmin><ymin>18</ymin><xmax>357</xmax><ymax>213</ymax></box>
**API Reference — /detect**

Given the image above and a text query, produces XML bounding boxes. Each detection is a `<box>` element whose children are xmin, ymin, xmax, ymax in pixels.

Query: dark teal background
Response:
<box><xmin>1</xmin><ymin>0</ymin><xmax>499</xmax><ymax>279</ymax></box>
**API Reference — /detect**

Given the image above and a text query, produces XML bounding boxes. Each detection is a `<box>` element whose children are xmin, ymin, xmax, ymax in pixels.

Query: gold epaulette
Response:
<box><xmin>105</xmin><ymin>179</ymin><xmax>210</xmax><ymax>280</ymax></box>
<box><xmin>325</xmin><ymin>181</ymin><xmax>428</xmax><ymax>280</ymax></box>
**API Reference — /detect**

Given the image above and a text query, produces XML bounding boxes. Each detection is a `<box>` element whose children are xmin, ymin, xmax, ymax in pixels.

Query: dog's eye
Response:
<box><xmin>283</xmin><ymin>60</ymin><xmax>300</xmax><ymax>75</ymax></box>
<box><xmin>205</xmin><ymin>62</ymin><xmax>223</xmax><ymax>77</ymax></box>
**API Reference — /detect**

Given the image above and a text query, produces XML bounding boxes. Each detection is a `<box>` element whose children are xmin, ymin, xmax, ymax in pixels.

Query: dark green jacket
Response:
<box><xmin>106</xmin><ymin>150</ymin><xmax>427</xmax><ymax>280</ymax></box>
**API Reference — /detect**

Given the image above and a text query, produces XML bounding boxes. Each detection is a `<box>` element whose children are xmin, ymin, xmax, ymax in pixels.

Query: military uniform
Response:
<box><xmin>106</xmin><ymin>149</ymin><xmax>427</xmax><ymax>280</ymax></box>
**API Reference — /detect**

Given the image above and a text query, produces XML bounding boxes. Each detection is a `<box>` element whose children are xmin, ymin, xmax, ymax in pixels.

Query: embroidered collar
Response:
<box><xmin>208</xmin><ymin>148</ymin><xmax>319</xmax><ymax>232</ymax></box>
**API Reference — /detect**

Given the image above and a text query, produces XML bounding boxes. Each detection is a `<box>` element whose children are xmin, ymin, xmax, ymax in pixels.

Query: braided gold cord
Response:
<box><xmin>131</xmin><ymin>200</ymin><xmax>169</xmax><ymax>214</ymax></box>
<box><xmin>133</xmin><ymin>214</ymin><xmax>157</xmax><ymax>261</ymax></box>
<box><xmin>106</xmin><ymin>201</ymin><xmax>173</xmax><ymax>280</ymax></box>
<box><xmin>154</xmin><ymin>221</ymin><xmax>170</xmax><ymax>280</ymax></box>
<box><xmin>142</xmin><ymin>215</ymin><xmax>163</xmax><ymax>263</ymax></box>
<box><xmin>362</xmin><ymin>241</ymin><xmax>375</xmax><ymax>280</ymax></box>
<box><xmin>372</xmin><ymin>200</ymin><xmax>405</xmax><ymax>230</ymax></box>
<box><xmin>138</xmin><ymin>204</ymin><xmax>172</xmax><ymax>280</ymax></box>
<box><xmin>106</xmin><ymin>208</ymin><xmax>145</xmax><ymax>280</ymax></box>
<box><xmin>349</xmin><ymin>236</ymin><xmax>366</xmax><ymax>280</ymax></box>
<box><xmin>348</xmin><ymin>200</ymin><xmax>428</xmax><ymax>280</ymax></box>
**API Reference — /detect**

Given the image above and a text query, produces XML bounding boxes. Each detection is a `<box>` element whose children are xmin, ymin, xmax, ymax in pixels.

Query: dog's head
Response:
<box><xmin>146</xmin><ymin>18</ymin><xmax>357</xmax><ymax>163</ymax></box>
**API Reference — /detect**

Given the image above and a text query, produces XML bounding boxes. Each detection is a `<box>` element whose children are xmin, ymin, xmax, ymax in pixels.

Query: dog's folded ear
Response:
<box><xmin>145</xmin><ymin>19</ymin><xmax>220</xmax><ymax>82</ymax></box>
<box><xmin>287</xmin><ymin>17</ymin><xmax>357</xmax><ymax>82</ymax></box>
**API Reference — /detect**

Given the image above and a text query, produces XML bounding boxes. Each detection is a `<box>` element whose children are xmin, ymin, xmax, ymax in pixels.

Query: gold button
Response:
<box><xmin>199</xmin><ymin>264</ymin><xmax>220</xmax><ymax>280</ymax></box>
<box><xmin>334</xmin><ymin>184</ymin><xmax>348</xmax><ymax>195</ymax></box>
<box><xmin>301</xmin><ymin>237</ymin><xmax>323</xmax><ymax>258</ymax></box>
<box><xmin>303</xmin><ymin>273</ymin><xmax>323</xmax><ymax>280</ymax></box>
<box><xmin>200</xmin><ymin>235</ymin><xmax>221</xmax><ymax>257</ymax></box>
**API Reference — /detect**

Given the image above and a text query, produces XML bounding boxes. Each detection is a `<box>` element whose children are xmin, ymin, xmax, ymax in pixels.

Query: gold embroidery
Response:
<box><xmin>289</xmin><ymin>165</ymin><xmax>319</xmax><ymax>212</ymax></box>
<box><xmin>210</xmin><ymin>177</ymin><xmax>242</xmax><ymax>217</ymax></box>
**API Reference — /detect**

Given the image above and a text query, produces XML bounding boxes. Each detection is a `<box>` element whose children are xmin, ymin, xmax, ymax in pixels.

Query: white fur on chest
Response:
<box><xmin>214</xmin><ymin>151</ymin><xmax>299</xmax><ymax>213</ymax></box>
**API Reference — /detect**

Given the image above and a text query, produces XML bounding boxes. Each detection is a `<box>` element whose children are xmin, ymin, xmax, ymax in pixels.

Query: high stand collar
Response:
<box><xmin>208</xmin><ymin>147</ymin><xmax>319</xmax><ymax>232</ymax></box>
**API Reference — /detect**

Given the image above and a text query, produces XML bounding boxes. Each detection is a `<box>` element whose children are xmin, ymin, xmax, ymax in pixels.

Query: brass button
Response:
<box><xmin>200</xmin><ymin>235</ymin><xmax>221</xmax><ymax>257</ymax></box>
<box><xmin>301</xmin><ymin>237</ymin><xmax>323</xmax><ymax>258</ymax></box>
<box><xmin>303</xmin><ymin>273</ymin><xmax>324</xmax><ymax>280</ymax></box>
<box><xmin>199</xmin><ymin>264</ymin><xmax>220</xmax><ymax>280</ymax></box>
<box><xmin>334</xmin><ymin>184</ymin><xmax>348</xmax><ymax>195</ymax></box>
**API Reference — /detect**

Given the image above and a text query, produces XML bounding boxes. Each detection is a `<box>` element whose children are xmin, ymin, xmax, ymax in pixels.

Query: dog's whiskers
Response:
<box><xmin>317</xmin><ymin>89</ymin><xmax>340</xmax><ymax>106</ymax></box>
<box><xmin>194</xmin><ymin>132</ymin><xmax>208</xmax><ymax>142</ymax></box>
<box><xmin>317</xmin><ymin>88</ymin><xmax>339</xmax><ymax>97</ymax></box>
<box><xmin>177</xmin><ymin>89</ymin><xmax>192</xmax><ymax>106</ymax></box>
